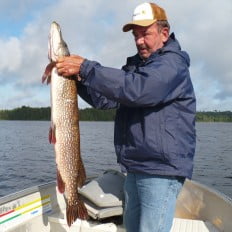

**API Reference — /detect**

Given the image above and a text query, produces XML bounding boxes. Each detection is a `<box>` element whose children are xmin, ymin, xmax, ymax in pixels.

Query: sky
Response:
<box><xmin>0</xmin><ymin>0</ymin><xmax>231</xmax><ymax>111</ymax></box>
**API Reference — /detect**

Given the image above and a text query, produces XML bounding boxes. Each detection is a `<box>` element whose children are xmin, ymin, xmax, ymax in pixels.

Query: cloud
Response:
<box><xmin>164</xmin><ymin>0</ymin><xmax>232</xmax><ymax>109</ymax></box>
<box><xmin>0</xmin><ymin>0</ymin><xmax>231</xmax><ymax>110</ymax></box>
<box><xmin>0</xmin><ymin>37</ymin><xmax>22</xmax><ymax>73</ymax></box>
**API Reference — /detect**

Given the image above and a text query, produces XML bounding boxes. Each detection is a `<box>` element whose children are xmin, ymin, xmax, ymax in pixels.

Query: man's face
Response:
<box><xmin>132</xmin><ymin>23</ymin><xmax>168</xmax><ymax>59</ymax></box>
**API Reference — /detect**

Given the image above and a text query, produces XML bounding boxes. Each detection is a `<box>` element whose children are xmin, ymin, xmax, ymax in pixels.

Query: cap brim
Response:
<box><xmin>122</xmin><ymin>19</ymin><xmax>157</xmax><ymax>32</ymax></box>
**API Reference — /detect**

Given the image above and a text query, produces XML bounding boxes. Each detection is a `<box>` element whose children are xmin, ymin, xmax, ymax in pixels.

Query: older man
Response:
<box><xmin>56</xmin><ymin>2</ymin><xmax>196</xmax><ymax>232</ymax></box>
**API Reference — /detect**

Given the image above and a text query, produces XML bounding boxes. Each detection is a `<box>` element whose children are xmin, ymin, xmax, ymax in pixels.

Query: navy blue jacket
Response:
<box><xmin>79</xmin><ymin>33</ymin><xmax>196</xmax><ymax>179</ymax></box>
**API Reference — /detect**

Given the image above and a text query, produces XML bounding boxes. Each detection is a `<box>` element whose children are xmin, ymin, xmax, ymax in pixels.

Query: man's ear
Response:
<box><xmin>161</xmin><ymin>27</ymin><xmax>169</xmax><ymax>43</ymax></box>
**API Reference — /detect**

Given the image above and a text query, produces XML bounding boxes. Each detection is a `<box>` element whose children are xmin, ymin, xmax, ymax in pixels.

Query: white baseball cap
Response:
<box><xmin>122</xmin><ymin>2</ymin><xmax>168</xmax><ymax>32</ymax></box>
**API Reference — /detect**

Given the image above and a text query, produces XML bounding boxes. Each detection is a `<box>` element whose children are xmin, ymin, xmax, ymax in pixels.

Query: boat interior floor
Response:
<box><xmin>48</xmin><ymin>212</ymin><xmax>220</xmax><ymax>232</ymax></box>
<box><xmin>171</xmin><ymin>218</ymin><xmax>220</xmax><ymax>232</ymax></box>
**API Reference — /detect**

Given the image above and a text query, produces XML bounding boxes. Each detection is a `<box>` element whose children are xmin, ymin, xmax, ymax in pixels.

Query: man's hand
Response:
<box><xmin>56</xmin><ymin>55</ymin><xmax>85</xmax><ymax>79</ymax></box>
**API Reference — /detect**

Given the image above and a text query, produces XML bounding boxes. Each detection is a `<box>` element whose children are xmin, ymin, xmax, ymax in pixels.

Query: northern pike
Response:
<box><xmin>42</xmin><ymin>21</ymin><xmax>88</xmax><ymax>226</ymax></box>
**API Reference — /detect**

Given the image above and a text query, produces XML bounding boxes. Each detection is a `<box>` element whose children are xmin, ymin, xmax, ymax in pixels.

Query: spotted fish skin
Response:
<box><xmin>42</xmin><ymin>21</ymin><xmax>88</xmax><ymax>226</ymax></box>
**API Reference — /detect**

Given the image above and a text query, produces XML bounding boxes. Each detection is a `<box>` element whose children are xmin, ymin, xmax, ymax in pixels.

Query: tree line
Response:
<box><xmin>0</xmin><ymin>106</ymin><xmax>232</xmax><ymax>122</ymax></box>
<box><xmin>0</xmin><ymin>106</ymin><xmax>115</xmax><ymax>121</ymax></box>
<box><xmin>196</xmin><ymin>111</ymin><xmax>232</xmax><ymax>122</ymax></box>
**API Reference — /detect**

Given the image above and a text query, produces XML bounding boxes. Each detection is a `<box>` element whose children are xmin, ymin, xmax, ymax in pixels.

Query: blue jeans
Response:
<box><xmin>123</xmin><ymin>173</ymin><xmax>184</xmax><ymax>232</ymax></box>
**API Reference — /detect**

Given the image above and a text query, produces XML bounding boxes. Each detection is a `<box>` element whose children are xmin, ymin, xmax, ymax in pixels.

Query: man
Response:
<box><xmin>56</xmin><ymin>2</ymin><xmax>196</xmax><ymax>232</ymax></box>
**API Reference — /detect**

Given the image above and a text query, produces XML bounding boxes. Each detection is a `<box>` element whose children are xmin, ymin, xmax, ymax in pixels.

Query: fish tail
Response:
<box><xmin>66</xmin><ymin>198</ymin><xmax>89</xmax><ymax>226</ymax></box>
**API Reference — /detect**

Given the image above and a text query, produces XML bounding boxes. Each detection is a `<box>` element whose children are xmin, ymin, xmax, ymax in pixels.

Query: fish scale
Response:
<box><xmin>42</xmin><ymin>21</ymin><xmax>89</xmax><ymax>227</ymax></box>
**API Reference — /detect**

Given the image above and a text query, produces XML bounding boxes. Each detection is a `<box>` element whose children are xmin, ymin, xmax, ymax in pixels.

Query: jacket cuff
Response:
<box><xmin>79</xmin><ymin>59</ymin><xmax>97</xmax><ymax>82</ymax></box>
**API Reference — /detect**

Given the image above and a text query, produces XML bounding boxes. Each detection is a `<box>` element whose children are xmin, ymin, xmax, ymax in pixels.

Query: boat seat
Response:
<box><xmin>171</xmin><ymin>218</ymin><xmax>220</xmax><ymax>232</ymax></box>
<box><xmin>78</xmin><ymin>170</ymin><xmax>221</xmax><ymax>231</ymax></box>
<box><xmin>79</xmin><ymin>169</ymin><xmax>125</xmax><ymax>220</ymax></box>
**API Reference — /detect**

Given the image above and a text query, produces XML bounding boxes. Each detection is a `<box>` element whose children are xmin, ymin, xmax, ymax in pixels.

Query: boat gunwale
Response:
<box><xmin>0</xmin><ymin>175</ymin><xmax>97</xmax><ymax>206</ymax></box>
<box><xmin>186</xmin><ymin>179</ymin><xmax>232</xmax><ymax>205</ymax></box>
<box><xmin>1</xmin><ymin>178</ymin><xmax>232</xmax><ymax>207</ymax></box>
<box><xmin>0</xmin><ymin>181</ymin><xmax>56</xmax><ymax>206</ymax></box>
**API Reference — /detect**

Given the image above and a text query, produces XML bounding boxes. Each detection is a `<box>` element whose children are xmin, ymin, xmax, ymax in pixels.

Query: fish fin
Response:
<box><xmin>66</xmin><ymin>198</ymin><xmax>89</xmax><ymax>227</ymax></box>
<box><xmin>48</xmin><ymin>127</ymin><xmax>52</xmax><ymax>143</ymax></box>
<box><xmin>42</xmin><ymin>62</ymin><xmax>56</xmax><ymax>84</ymax></box>
<box><xmin>46</xmin><ymin>76</ymin><xmax>51</xmax><ymax>85</ymax></box>
<box><xmin>49</xmin><ymin>126</ymin><xmax>56</xmax><ymax>144</ymax></box>
<box><xmin>57</xmin><ymin>169</ymin><xmax>65</xmax><ymax>193</ymax></box>
<box><xmin>77</xmin><ymin>160</ymin><xmax>86</xmax><ymax>187</ymax></box>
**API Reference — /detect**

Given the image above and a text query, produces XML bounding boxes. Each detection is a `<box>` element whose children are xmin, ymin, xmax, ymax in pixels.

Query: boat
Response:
<box><xmin>0</xmin><ymin>169</ymin><xmax>232</xmax><ymax>232</ymax></box>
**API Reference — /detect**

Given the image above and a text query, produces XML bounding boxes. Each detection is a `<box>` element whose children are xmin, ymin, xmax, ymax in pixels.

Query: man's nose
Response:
<box><xmin>135</xmin><ymin>36</ymin><xmax>144</xmax><ymax>45</ymax></box>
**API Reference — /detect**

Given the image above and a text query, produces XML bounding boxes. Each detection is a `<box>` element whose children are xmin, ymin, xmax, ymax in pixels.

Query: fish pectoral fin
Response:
<box><xmin>42</xmin><ymin>62</ymin><xmax>56</xmax><ymax>84</ymax></box>
<box><xmin>66</xmin><ymin>198</ymin><xmax>89</xmax><ymax>227</ymax></box>
<box><xmin>49</xmin><ymin>126</ymin><xmax>56</xmax><ymax>144</ymax></box>
<box><xmin>57</xmin><ymin>169</ymin><xmax>65</xmax><ymax>193</ymax></box>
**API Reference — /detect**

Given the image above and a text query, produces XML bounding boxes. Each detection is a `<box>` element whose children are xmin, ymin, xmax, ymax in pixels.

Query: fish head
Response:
<box><xmin>48</xmin><ymin>21</ymin><xmax>70</xmax><ymax>62</ymax></box>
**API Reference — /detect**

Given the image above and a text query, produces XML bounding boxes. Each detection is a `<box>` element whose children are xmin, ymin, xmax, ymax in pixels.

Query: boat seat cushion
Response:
<box><xmin>83</xmin><ymin>197</ymin><xmax>123</xmax><ymax>220</ymax></box>
<box><xmin>79</xmin><ymin>169</ymin><xmax>125</xmax><ymax>208</ymax></box>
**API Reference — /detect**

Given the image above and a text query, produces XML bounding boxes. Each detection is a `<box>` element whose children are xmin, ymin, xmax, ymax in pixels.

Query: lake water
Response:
<box><xmin>0</xmin><ymin>121</ymin><xmax>231</xmax><ymax>199</ymax></box>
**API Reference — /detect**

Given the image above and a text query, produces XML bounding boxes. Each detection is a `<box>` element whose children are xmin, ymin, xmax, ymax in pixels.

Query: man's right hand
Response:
<box><xmin>56</xmin><ymin>55</ymin><xmax>85</xmax><ymax>79</ymax></box>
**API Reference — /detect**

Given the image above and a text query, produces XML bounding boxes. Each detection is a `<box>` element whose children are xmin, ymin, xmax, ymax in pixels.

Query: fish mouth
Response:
<box><xmin>48</xmin><ymin>35</ymin><xmax>52</xmax><ymax>61</ymax></box>
<box><xmin>48</xmin><ymin>21</ymin><xmax>70</xmax><ymax>61</ymax></box>
<box><xmin>48</xmin><ymin>22</ymin><xmax>62</xmax><ymax>61</ymax></box>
